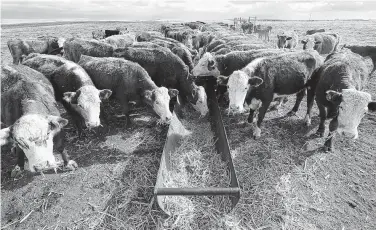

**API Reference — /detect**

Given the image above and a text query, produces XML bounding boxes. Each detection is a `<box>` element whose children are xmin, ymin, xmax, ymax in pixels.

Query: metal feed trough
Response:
<box><xmin>154</xmin><ymin>76</ymin><xmax>240</xmax><ymax>215</ymax></box>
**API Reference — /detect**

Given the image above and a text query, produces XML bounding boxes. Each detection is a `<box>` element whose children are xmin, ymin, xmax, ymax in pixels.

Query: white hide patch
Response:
<box><xmin>228</xmin><ymin>58</ymin><xmax>264</xmax><ymax>114</ymax></box>
<box><xmin>58</xmin><ymin>38</ymin><xmax>66</xmax><ymax>47</ymax></box>
<box><xmin>336</xmin><ymin>89</ymin><xmax>371</xmax><ymax>139</ymax></box>
<box><xmin>152</xmin><ymin>87</ymin><xmax>173</xmax><ymax>123</ymax></box>
<box><xmin>191</xmin><ymin>86</ymin><xmax>209</xmax><ymax>116</ymax></box>
<box><xmin>71</xmin><ymin>85</ymin><xmax>102</xmax><ymax>128</ymax></box>
<box><xmin>11</xmin><ymin>114</ymin><xmax>59</xmax><ymax>172</ymax></box>
<box><xmin>228</xmin><ymin>71</ymin><xmax>250</xmax><ymax>113</ymax></box>
<box><xmin>192</xmin><ymin>52</ymin><xmax>220</xmax><ymax>77</ymax></box>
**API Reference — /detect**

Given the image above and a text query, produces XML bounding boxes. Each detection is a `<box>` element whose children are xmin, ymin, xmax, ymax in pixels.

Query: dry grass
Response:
<box><xmin>1</xmin><ymin>20</ymin><xmax>376</xmax><ymax>230</ymax></box>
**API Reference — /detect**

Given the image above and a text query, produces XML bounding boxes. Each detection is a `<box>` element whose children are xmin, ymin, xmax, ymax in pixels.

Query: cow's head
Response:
<box><xmin>192</xmin><ymin>52</ymin><xmax>220</xmax><ymax>77</ymax></box>
<box><xmin>0</xmin><ymin>114</ymin><xmax>68</xmax><ymax>172</ymax></box>
<box><xmin>63</xmin><ymin>86</ymin><xmax>112</xmax><ymax>128</ymax></box>
<box><xmin>182</xmin><ymin>32</ymin><xmax>193</xmax><ymax>49</ymax></box>
<box><xmin>301</xmin><ymin>37</ymin><xmax>321</xmax><ymax>50</ymax></box>
<box><xmin>277</xmin><ymin>35</ymin><xmax>293</xmax><ymax>48</ymax></box>
<box><xmin>326</xmin><ymin>89</ymin><xmax>376</xmax><ymax>139</ymax></box>
<box><xmin>190</xmin><ymin>86</ymin><xmax>209</xmax><ymax>116</ymax></box>
<box><xmin>227</xmin><ymin>70</ymin><xmax>263</xmax><ymax>113</ymax></box>
<box><xmin>143</xmin><ymin>87</ymin><xmax>178</xmax><ymax>123</ymax></box>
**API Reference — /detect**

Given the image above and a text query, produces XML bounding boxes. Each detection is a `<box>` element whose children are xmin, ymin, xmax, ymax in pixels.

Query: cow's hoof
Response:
<box><xmin>324</xmin><ymin>145</ymin><xmax>333</xmax><ymax>152</ymax></box>
<box><xmin>253</xmin><ymin>127</ymin><xmax>261</xmax><ymax>139</ymax></box>
<box><xmin>286</xmin><ymin>111</ymin><xmax>296</xmax><ymax>117</ymax></box>
<box><xmin>11</xmin><ymin>165</ymin><xmax>22</xmax><ymax>178</ymax></box>
<box><xmin>304</xmin><ymin>115</ymin><xmax>311</xmax><ymax>126</ymax></box>
<box><xmin>64</xmin><ymin>160</ymin><xmax>78</xmax><ymax>171</ymax></box>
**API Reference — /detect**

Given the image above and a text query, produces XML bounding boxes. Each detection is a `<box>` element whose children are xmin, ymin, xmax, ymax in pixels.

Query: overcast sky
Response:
<box><xmin>2</xmin><ymin>0</ymin><xmax>376</xmax><ymax>24</ymax></box>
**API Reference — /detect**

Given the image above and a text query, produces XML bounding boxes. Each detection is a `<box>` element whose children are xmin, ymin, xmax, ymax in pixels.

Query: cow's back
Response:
<box><xmin>1</xmin><ymin>65</ymin><xmax>58</xmax><ymax>126</ymax></box>
<box><xmin>315</xmin><ymin>52</ymin><xmax>370</xmax><ymax>107</ymax></box>
<box><xmin>63</xmin><ymin>38</ymin><xmax>114</xmax><ymax>63</ymax></box>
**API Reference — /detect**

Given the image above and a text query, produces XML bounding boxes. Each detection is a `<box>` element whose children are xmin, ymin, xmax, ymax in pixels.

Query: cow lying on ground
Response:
<box><xmin>304</xmin><ymin>51</ymin><xmax>376</xmax><ymax>151</ymax></box>
<box><xmin>63</xmin><ymin>38</ymin><xmax>115</xmax><ymax>63</ymax></box>
<box><xmin>1</xmin><ymin>64</ymin><xmax>77</xmax><ymax>175</ymax></box>
<box><xmin>277</xmin><ymin>31</ymin><xmax>298</xmax><ymax>49</ymax></box>
<box><xmin>22</xmin><ymin>54</ymin><xmax>112</xmax><ymax>134</ymax></box>
<box><xmin>301</xmin><ymin>32</ymin><xmax>340</xmax><ymax>55</ymax></box>
<box><xmin>342</xmin><ymin>45</ymin><xmax>376</xmax><ymax>72</ymax></box>
<box><xmin>7</xmin><ymin>37</ymin><xmax>65</xmax><ymax>64</ymax></box>
<box><xmin>78</xmin><ymin>55</ymin><xmax>179</xmax><ymax>125</ymax></box>
<box><xmin>306</xmin><ymin>29</ymin><xmax>325</xmax><ymax>35</ymax></box>
<box><xmin>112</xmin><ymin>47</ymin><xmax>208</xmax><ymax>116</ymax></box>
<box><xmin>225</xmin><ymin>50</ymin><xmax>324</xmax><ymax>139</ymax></box>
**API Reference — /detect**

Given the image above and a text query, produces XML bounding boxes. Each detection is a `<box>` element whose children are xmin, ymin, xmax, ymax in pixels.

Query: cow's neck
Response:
<box><xmin>215</xmin><ymin>55</ymin><xmax>226</xmax><ymax>75</ymax></box>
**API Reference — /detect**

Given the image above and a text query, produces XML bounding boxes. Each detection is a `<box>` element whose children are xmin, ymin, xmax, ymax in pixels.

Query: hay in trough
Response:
<box><xmin>162</xmin><ymin>106</ymin><xmax>232</xmax><ymax>222</ymax></box>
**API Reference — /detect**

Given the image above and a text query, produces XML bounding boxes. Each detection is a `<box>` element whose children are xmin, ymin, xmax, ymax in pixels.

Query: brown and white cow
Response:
<box><xmin>301</xmin><ymin>32</ymin><xmax>340</xmax><ymax>55</ymax></box>
<box><xmin>1</xmin><ymin>64</ymin><xmax>77</xmax><ymax>175</ymax></box>
<box><xmin>305</xmin><ymin>51</ymin><xmax>376</xmax><ymax>151</ymax></box>
<box><xmin>226</xmin><ymin>50</ymin><xmax>324</xmax><ymax>139</ymax></box>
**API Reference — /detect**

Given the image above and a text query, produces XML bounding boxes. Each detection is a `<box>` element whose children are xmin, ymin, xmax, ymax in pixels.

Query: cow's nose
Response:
<box><xmin>342</xmin><ymin>131</ymin><xmax>356</xmax><ymax>139</ymax></box>
<box><xmin>165</xmin><ymin>116</ymin><xmax>172</xmax><ymax>123</ymax></box>
<box><xmin>86</xmin><ymin>121</ymin><xmax>100</xmax><ymax>128</ymax></box>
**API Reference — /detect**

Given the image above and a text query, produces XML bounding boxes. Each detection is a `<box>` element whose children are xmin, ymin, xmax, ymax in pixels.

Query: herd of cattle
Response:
<box><xmin>1</xmin><ymin>21</ymin><xmax>376</xmax><ymax>177</ymax></box>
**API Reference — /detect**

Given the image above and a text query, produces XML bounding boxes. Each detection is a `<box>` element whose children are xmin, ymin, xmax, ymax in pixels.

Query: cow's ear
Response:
<box><xmin>63</xmin><ymin>91</ymin><xmax>79</xmax><ymax>104</ymax></box>
<box><xmin>0</xmin><ymin>127</ymin><xmax>12</xmax><ymax>146</ymax></box>
<box><xmin>326</xmin><ymin>90</ymin><xmax>342</xmax><ymax>103</ymax></box>
<box><xmin>48</xmin><ymin>116</ymin><xmax>68</xmax><ymax>131</ymax></box>
<box><xmin>248</xmin><ymin>77</ymin><xmax>263</xmax><ymax>88</ymax></box>
<box><xmin>286</xmin><ymin>37</ymin><xmax>293</xmax><ymax>40</ymax></box>
<box><xmin>143</xmin><ymin>90</ymin><xmax>153</xmax><ymax>101</ymax></box>
<box><xmin>217</xmin><ymin>76</ymin><xmax>229</xmax><ymax>86</ymax></box>
<box><xmin>301</xmin><ymin>40</ymin><xmax>307</xmax><ymax>44</ymax></box>
<box><xmin>99</xmin><ymin>89</ymin><xmax>112</xmax><ymax>100</ymax></box>
<box><xmin>368</xmin><ymin>101</ymin><xmax>376</xmax><ymax>112</ymax></box>
<box><xmin>168</xmin><ymin>89</ymin><xmax>179</xmax><ymax>97</ymax></box>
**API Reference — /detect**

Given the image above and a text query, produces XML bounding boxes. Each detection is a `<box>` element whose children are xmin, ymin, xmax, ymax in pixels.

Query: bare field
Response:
<box><xmin>1</xmin><ymin>20</ymin><xmax>376</xmax><ymax>229</ymax></box>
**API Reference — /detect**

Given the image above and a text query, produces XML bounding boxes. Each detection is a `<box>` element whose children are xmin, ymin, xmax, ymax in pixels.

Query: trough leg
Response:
<box><xmin>324</xmin><ymin>117</ymin><xmax>338</xmax><ymax>152</ymax></box>
<box><xmin>316</xmin><ymin>103</ymin><xmax>327</xmax><ymax>137</ymax></box>
<box><xmin>253</xmin><ymin>99</ymin><xmax>272</xmax><ymax>139</ymax></box>
<box><xmin>287</xmin><ymin>89</ymin><xmax>306</xmax><ymax>116</ymax></box>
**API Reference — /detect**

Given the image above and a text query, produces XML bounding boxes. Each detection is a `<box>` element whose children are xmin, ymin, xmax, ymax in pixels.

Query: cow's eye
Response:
<box><xmin>244</xmin><ymin>87</ymin><xmax>247</xmax><ymax>90</ymax></box>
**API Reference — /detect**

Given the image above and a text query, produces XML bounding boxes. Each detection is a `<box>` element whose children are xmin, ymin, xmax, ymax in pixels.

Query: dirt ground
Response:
<box><xmin>1</xmin><ymin>20</ymin><xmax>376</xmax><ymax>229</ymax></box>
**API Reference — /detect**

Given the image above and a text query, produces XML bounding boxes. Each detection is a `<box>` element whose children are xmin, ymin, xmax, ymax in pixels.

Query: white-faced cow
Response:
<box><xmin>301</xmin><ymin>32</ymin><xmax>340</xmax><ymax>55</ymax></box>
<box><xmin>1</xmin><ymin>64</ymin><xmax>77</xmax><ymax>175</ymax></box>
<box><xmin>304</xmin><ymin>51</ymin><xmax>376</xmax><ymax>151</ymax></box>
<box><xmin>22</xmin><ymin>54</ymin><xmax>112</xmax><ymax>134</ymax></box>
<box><xmin>277</xmin><ymin>31</ymin><xmax>298</xmax><ymax>49</ymax></box>
<box><xmin>226</xmin><ymin>50</ymin><xmax>324</xmax><ymax>139</ymax></box>
<box><xmin>112</xmin><ymin>47</ymin><xmax>208</xmax><ymax>116</ymax></box>
<box><xmin>78</xmin><ymin>55</ymin><xmax>179</xmax><ymax>125</ymax></box>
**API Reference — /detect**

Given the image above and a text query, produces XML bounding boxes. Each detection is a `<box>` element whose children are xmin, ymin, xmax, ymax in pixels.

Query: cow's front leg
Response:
<box><xmin>324</xmin><ymin>117</ymin><xmax>338</xmax><ymax>152</ymax></box>
<box><xmin>253</xmin><ymin>98</ymin><xmax>272</xmax><ymax>139</ymax></box>
<box><xmin>247</xmin><ymin>98</ymin><xmax>261</xmax><ymax>123</ymax></box>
